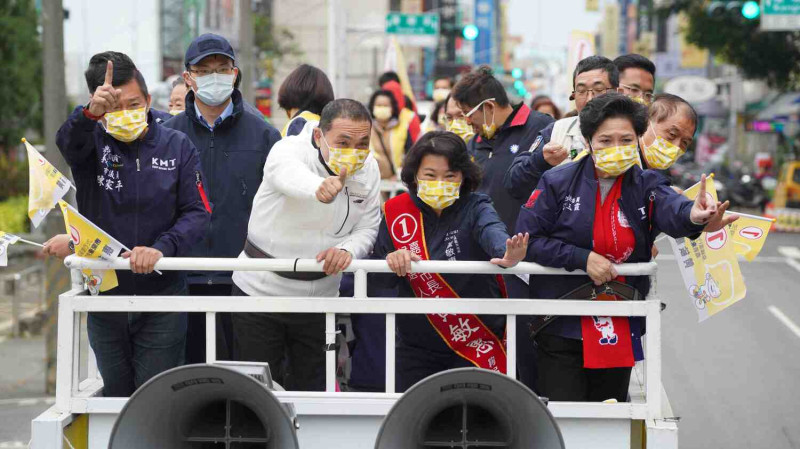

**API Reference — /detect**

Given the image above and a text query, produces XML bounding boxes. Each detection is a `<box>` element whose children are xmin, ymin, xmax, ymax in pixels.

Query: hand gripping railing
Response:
<box><xmin>58</xmin><ymin>256</ymin><xmax>663</xmax><ymax>420</ymax></box>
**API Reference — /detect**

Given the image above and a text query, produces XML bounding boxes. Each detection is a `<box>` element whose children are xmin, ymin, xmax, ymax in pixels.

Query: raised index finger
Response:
<box><xmin>104</xmin><ymin>60</ymin><xmax>114</xmax><ymax>86</ymax></box>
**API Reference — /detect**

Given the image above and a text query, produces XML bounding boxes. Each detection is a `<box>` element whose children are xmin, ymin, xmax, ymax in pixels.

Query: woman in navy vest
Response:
<box><xmin>515</xmin><ymin>93</ymin><xmax>737</xmax><ymax>402</ymax></box>
<box><xmin>353</xmin><ymin>132</ymin><xmax>528</xmax><ymax>392</ymax></box>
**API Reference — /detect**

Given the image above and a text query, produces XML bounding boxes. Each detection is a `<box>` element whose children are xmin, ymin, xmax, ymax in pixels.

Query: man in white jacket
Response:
<box><xmin>231</xmin><ymin>99</ymin><xmax>381</xmax><ymax>391</ymax></box>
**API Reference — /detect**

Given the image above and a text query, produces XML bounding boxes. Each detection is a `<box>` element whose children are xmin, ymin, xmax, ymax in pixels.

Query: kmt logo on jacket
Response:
<box><xmin>151</xmin><ymin>158</ymin><xmax>178</xmax><ymax>171</ymax></box>
<box><xmin>509</xmin><ymin>144</ymin><xmax>519</xmax><ymax>154</ymax></box>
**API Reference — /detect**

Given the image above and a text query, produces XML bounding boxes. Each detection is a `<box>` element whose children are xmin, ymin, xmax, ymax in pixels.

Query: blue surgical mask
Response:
<box><xmin>193</xmin><ymin>73</ymin><xmax>235</xmax><ymax>106</ymax></box>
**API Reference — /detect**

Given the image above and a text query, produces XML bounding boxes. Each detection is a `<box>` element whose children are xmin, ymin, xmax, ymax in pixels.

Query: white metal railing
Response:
<box><xmin>57</xmin><ymin>256</ymin><xmax>663</xmax><ymax>420</ymax></box>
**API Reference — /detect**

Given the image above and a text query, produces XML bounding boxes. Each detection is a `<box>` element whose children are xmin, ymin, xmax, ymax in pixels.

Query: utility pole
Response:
<box><xmin>327</xmin><ymin>0</ymin><xmax>338</xmax><ymax>95</ymax></box>
<box><xmin>41</xmin><ymin>0</ymin><xmax>73</xmax><ymax>394</ymax></box>
<box><xmin>239</xmin><ymin>0</ymin><xmax>255</xmax><ymax>104</ymax></box>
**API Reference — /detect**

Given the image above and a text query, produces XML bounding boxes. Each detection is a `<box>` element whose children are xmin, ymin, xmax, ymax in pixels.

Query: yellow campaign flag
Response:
<box><xmin>728</xmin><ymin>213</ymin><xmax>774</xmax><ymax>262</ymax></box>
<box><xmin>58</xmin><ymin>200</ymin><xmax>127</xmax><ymax>294</ymax></box>
<box><xmin>669</xmin><ymin>179</ymin><xmax>746</xmax><ymax>321</ymax></box>
<box><xmin>683</xmin><ymin>174</ymin><xmax>717</xmax><ymax>204</ymax></box>
<box><xmin>24</xmin><ymin>138</ymin><xmax>74</xmax><ymax>228</ymax></box>
<box><xmin>384</xmin><ymin>37</ymin><xmax>417</xmax><ymax>106</ymax></box>
<box><xmin>0</xmin><ymin>231</ymin><xmax>21</xmax><ymax>267</ymax></box>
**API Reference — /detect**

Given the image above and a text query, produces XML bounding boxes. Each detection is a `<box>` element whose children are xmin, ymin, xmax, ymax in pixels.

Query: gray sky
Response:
<box><xmin>507</xmin><ymin>0</ymin><xmax>606</xmax><ymax>53</ymax></box>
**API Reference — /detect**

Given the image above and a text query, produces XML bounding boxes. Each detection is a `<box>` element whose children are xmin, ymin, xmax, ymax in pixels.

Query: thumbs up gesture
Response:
<box><xmin>87</xmin><ymin>61</ymin><xmax>122</xmax><ymax>118</ymax></box>
<box><xmin>316</xmin><ymin>168</ymin><xmax>348</xmax><ymax>204</ymax></box>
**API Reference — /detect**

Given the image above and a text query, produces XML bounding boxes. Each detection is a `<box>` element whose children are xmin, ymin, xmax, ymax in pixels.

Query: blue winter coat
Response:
<box><xmin>56</xmin><ymin>107</ymin><xmax>210</xmax><ymax>295</ymax></box>
<box><xmin>162</xmin><ymin>90</ymin><xmax>281</xmax><ymax>285</ymax></box>
<box><xmin>515</xmin><ymin>156</ymin><xmax>705</xmax><ymax>343</ymax></box>
<box><xmin>368</xmin><ymin>192</ymin><xmax>510</xmax><ymax>352</ymax></box>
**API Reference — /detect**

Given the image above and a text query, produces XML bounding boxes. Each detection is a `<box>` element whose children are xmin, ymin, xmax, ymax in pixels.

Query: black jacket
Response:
<box><xmin>467</xmin><ymin>103</ymin><xmax>553</xmax><ymax>232</ymax></box>
<box><xmin>162</xmin><ymin>90</ymin><xmax>281</xmax><ymax>285</ymax></box>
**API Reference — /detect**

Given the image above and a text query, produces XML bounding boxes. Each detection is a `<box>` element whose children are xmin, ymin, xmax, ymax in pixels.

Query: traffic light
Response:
<box><xmin>742</xmin><ymin>1</ymin><xmax>760</xmax><ymax>20</ymax></box>
<box><xmin>462</xmin><ymin>24</ymin><xmax>479</xmax><ymax>41</ymax></box>
<box><xmin>513</xmin><ymin>80</ymin><xmax>524</xmax><ymax>90</ymax></box>
<box><xmin>511</xmin><ymin>68</ymin><xmax>523</xmax><ymax>79</ymax></box>
<box><xmin>707</xmin><ymin>1</ymin><xmax>760</xmax><ymax>20</ymax></box>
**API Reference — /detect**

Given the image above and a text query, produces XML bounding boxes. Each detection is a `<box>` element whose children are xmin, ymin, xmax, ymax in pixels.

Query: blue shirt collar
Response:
<box><xmin>194</xmin><ymin>99</ymin><xmax>234</xmax><ymax>130</ymax></box>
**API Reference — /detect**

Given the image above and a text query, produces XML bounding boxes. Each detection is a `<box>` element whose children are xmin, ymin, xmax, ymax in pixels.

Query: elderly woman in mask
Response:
<box><xmin>515</xmin><ymin>93</ymin><xmax>737</xmax><ymax>402</ymax></box>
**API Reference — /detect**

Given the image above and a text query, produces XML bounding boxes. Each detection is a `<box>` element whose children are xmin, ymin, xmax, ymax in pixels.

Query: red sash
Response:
<box><xmin>581</xmin><ymin>177</ymin><xmax>635</xmax><ymax>369</ymax></box>
<box><xmin>384</xmin><ymin>193</ymin><xmax>507</xmax><ymax>373</ymax></box>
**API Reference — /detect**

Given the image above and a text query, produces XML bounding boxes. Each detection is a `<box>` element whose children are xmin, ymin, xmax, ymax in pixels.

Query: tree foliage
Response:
<box><xmin>0</xmin><ymin>0</ymin><xmax>43</xmax><ymax>151</ymax></box>
<box><xmin>253</xmin><ymin>12</ymin><xmax>302</xmax><ymax>80</ymax></box>
<box><xmin>664</xmin><ymin>0</ymin><xmax>800</xmax><ymax>89</ymax></box>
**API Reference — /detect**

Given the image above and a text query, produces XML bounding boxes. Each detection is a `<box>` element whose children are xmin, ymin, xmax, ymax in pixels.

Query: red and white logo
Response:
<box><xmin>738</xmin><ymin>226</ymin><xmax>763</xmax><ymax>240</ymax></box>
<box><xmin>390</xmin><ymin>213</ymin><xmax>418</xmax><ymax>244</ymax></box>
<box><xmin>69</xmin><ymin>225</ymin><xmax>80</xmax><ymax>245</ymax></box>
<box><xmin>705</xmin><ymin>228</ymin><xmax>727</xmax><ymax>250</ymax></box>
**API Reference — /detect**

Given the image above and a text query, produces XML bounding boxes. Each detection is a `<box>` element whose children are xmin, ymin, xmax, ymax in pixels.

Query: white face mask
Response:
<box><xmin>193</xmin><ymin>73</ymin><xmax>235</xmax><ymax>106</ymax></box>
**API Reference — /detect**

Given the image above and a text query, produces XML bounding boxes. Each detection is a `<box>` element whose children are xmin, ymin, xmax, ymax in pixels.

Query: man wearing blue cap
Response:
<box><xmin>163</xmin><ymin>33</ymin><xmax>282</xmax><ymax>364</ymax></box>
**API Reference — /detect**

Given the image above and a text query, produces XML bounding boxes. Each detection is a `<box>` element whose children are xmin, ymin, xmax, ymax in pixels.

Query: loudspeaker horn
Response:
<box><xmin>108</xmin><ymin>364</ymin><xmax>299</xmax><ymax>449</ymax></box>
<box><xmin>375</xmin><ymin>368</ymin><xmax>565</xmax><ymax>449</ymax></box>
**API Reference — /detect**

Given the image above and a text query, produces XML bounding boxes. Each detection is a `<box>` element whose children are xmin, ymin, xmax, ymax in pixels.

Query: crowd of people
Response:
<box><xmin>41</xmin><ymin>32</ymin><xmax>737</xmax><ymax>402</ymax></box>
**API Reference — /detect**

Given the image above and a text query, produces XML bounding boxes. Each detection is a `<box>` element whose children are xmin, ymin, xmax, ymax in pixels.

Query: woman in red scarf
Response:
<box><xmin>515</xmin><ymin>93</ymin><xmax>737</xmax><ymax>402</ymax></box>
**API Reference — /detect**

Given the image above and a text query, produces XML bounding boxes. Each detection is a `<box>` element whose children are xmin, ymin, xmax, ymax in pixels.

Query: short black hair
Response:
<box><xmin>649</xmin><ymin>93</ymin><xmax>699</xmax><ymax>133</ymax></box>
<box><xmin>614</xmin><ymin>54</ymin><xmax>656</xmax><ymax>80</ymax></box>
<box><xmin>452</xmin><ymin>65</ymin><xmax>510</xmax><ymax>108</ymax></box>
<box><xmin>573</xmin><ymin>55</ymin><xmax>619</xmax><ymax>89</ymax></box>
<box><xmin>400</xmin><ymin>131</ymin><xmax>482</xmax><ymax>196</ymax></box>
<box><xmin>278</xmin><ymin>64</ymin><xmax>335</xmax><ymax>116</ymax></box>
<box><xmin>84</xmin><ymin>51</ymin><xmax>149</xmax><ymax>98</ymax></box>
<box><xmin>430</xmin><ymin>100</ymin><xmax>446</xmax><ymax>124</ymax></box>
<box><xmin>368</xmin><ymin>90</ymin><xmax>400</xmax><ymax>119</ymax></box>
<box><xmin>579</xmin><ymin>93</ymin><xmax>648</xmax><ymax>141</ymax></box>
<box><xmin>378</xmin><ymin>71</ymin><xmax>400</xmax><ymax>86</ymax></box>
<box><xmin>319</xmin><ymin>99</ymin><xmax>372</xmax><ymax>133</ymax></box>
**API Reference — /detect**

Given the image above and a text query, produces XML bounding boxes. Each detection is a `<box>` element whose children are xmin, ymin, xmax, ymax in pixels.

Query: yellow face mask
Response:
<box><xmin>630</xmin><ymin>95</ymin><xmax>649</xmax><ymax>105</ymax></box>
<box><xmin>372</xmin><ymin>106</ymin><xmax>392</xmax><ymax>121</ymax></box>
<box><xmin>169</xmin><ymin>109</ymin><xmax>182</xmax><ymax>116</ymax></box>
<box><xmin>104</xmin><ymin>107</ymin><xmax>148</xmax><ymax>143</ymax></box>
<box><xmin>465</xmin><ymin>98</ymin><xmax>497</xmax><ymax>140</ymax></box>
<box><xmin>642</xmin><ymin>126</ymin><xmax>685</xmax><ymax>170</ymax></box>
<box><xmin>323</xmin><ymin>135</ymin><xmax>370</xmax><ymax>175</ymax></box>
<box><xmin>416</xmin><ymin>179</ymin><xmax>461</xmax><ymax>210</ymax></box>
<box><xmin>446</xmin><ymin>118</ymin><xmax>475</xmax><ymax>142</ymax></box>
<box><xmin>591</xmin><ymin>144</ymin><xmax>642</xmax><ymax>177</ymax></box>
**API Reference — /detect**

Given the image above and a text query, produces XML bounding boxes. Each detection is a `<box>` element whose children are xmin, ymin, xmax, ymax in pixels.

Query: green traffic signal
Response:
<box><xmin>742</xmin><ymin>1</ymin><xmax>760</xmax><ymax>19</ymax></box>
<box><xmin>511</xmin><ymin>68</ymin><xmax>523</xmax><ymax>79</ymax></box>
<box><xmin>462</xmin><ymin>24</ymin><xmax>479</xmax><ymax>41</ymax></box>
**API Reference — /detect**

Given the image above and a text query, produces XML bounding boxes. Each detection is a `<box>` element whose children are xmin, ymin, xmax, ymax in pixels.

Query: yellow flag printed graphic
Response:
<box><xmin>25</xmin><ymin>138</ymin><xmax>74</xmax><ymax>228</ymax></box>
<box><xmin>728</xmin><ymin>213</ymin><xmax>774</xmax><ymax>262</ymax></box>
<box><xmin>669</xmin><ymin>178</ymin><xmax>746</xmax><ymax>321</ymax></box>
<box><xmin>0</xmin><ymin>232</ymin><xmax>21</xmax><ymax>267</ymax></box>
<box><xmin>58</xmin><ymin>201</ymin><xmax>127</xmax><ymax>294</ymax></box>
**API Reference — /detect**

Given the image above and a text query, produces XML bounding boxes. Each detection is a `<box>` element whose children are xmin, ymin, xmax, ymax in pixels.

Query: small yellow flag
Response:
<box><xmin>58</xmin><ymin>201</ymin><xmax>126</xmax><ymax>294</ymax></box>
<box><xmin>24</xmin><ymin>138</ymin><xmax>74</xmax><ymax>228</ymax></box>
<box><xmin>683</xmin><ymin>174</ymin><xmax>717</xmax><ymax>204</ymax></box>
<box><xmin>669</xmin><ymin>178</ymin><xmax>747</xmax><ymax>321</ymax></box>
<box><xmin>0</xmin><ymin>231</ymin><xmax>21</xmax><ymax>267</ymax></box>
<box><xmin>728</xmin><ymin>214</ymin><xmax>774</xmax><ymax>262</ymax></box>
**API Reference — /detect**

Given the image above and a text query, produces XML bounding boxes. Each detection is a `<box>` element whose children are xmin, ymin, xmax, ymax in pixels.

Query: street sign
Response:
<box><xmin>664</xmin><ymin>76</ymin><xmax>717</xmax><ymax>105</ymax></box>
<box><xmin>386</xmin><ymin>12</ymin><xmax>440</xmax><ymax>48</ymax></box>
<box><xmin>762</xmin><ymin>0</ymin><xmax>800</xmax><ymax>31</ymax></box>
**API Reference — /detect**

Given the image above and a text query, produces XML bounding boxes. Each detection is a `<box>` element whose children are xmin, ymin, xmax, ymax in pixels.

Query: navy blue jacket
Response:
<box><xmin>163</xmin><ymin>90</ymin><xmax>281</xmax><ymax>285</ymax></box>
<box><xmin>367</xmin><ymin>192</ymin><xmax>510</xmax><ymax>354</ymax></box>
<box><xmin>56</xmin><ymin>107</ymin><xmax>210</xmax><ymax>295</ymax></box>
<box><xmin>468</xmin><ymin>104</ymin><xmax>553</xmax><ymax>233</ymax></box>
<box><xmin>515</xmin><ymin>156</ymin><xmax>705</xmax><ymax>343</ymax></box>
<box><xmin>503</xmin><ymin>121</ymin><xmax>555</xmax><ymax>200</ymax></box>
<box><xmin>150</xmin><ymin>108</ymin><xmax>173</xmax><ymax>124</ymax></box>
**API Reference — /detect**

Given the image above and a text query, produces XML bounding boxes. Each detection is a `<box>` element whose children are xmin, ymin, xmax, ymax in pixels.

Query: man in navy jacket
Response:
<box><xmin>55</xmin><ymin>53</ymin><xmax>209</xmax><ymax>397</ymax></box>
<box><xmin>162</xmin><ymin>34</ymin><xmax>281</xmax><ymax>363</ymax></box>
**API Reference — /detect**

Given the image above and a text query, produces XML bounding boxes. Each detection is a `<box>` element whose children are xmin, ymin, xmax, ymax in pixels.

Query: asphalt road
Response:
<box><xmin>657</xmin><ymin>232</ymin><xmax>800</xmax><ymax>449</ymax></box>
<box><xmin>0</xmin><ymin>233</ymin><xmax>799</xmax><ymax>448</ymax></box>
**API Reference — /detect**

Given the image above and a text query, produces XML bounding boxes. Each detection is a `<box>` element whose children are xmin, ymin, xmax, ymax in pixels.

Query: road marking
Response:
<box><xmin>778</xmin><ymin>246</ymin><xmax>800</xmax><ymax>259</ymax></box>
<box><xmin>768</xmin><ymin>305</ymin><xmax>800</xmax><ymax>339</ymax></box>
<box><xmin>655</xmin><ymin>255</ymin><xmax>788</xmax><ymax>263</ymax></box>
<box><xmin>785</xmin><ymin>257</ymin><xmax>800</xmax><ymax>273</ymax></box>
<box><xmin>0</xmin><ymin>441</ymin><xmax>27</xmax><ymax>449</ymax></box>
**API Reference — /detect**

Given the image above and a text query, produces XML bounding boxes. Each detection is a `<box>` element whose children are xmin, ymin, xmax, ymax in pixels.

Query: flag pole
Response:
<box><xmin>17</xmin><ymin>238</ymin><xmax>45</xmax><ymax>248</ymax></box>
<box><xmin>724</xmin><ymin>211</ymin><xmax>776</xmax><ymax>222</ymax></box>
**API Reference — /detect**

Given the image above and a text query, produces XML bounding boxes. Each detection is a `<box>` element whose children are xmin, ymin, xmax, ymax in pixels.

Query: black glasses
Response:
<box><xmin>188</xmin><ymin>67</ymin><xmax>235</xmax><ymax>77</ymax></box>
<box><xmin>572</xmin><ymin>86</ymin><xmax>615</xmax><ymax>97</ymax></box>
